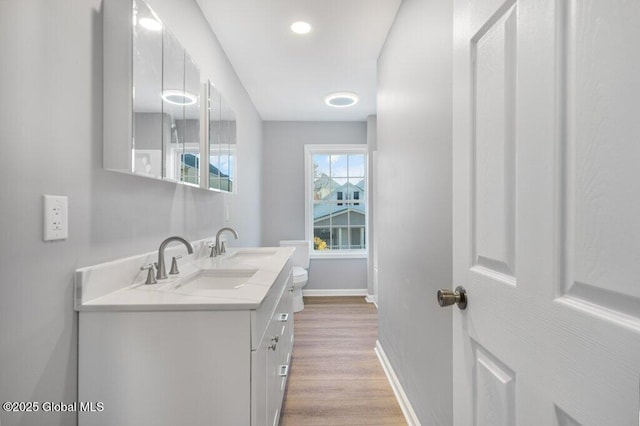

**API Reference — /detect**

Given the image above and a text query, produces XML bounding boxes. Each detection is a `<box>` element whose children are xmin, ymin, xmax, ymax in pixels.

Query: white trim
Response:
<box><xmin>304</xmin><ymin>144</ymin><xmax>369</xmax><ymax>258</ymax></box>
<box><xmin>375</xmin><ymin>340</ymin><xmax>420</xmax><ymax>426</ymax></box>
<box><xmin>302</xmin><ymin>289</ymin><xmax>368</xmax><ymax>297</ymax></box>
<box><xmin>304</xmin><ymin>144</ymin><xmax>369</xmax><ymax>154</ymax></box>
<box><xmin>310</xmin><ymin>252</ymin><xmax>367</xmax><ymax>260</ymax></box>
<box><xmin>365</xmin><ymin>294</ymin><xmax>376</xmax><ymax>305</ymax></box>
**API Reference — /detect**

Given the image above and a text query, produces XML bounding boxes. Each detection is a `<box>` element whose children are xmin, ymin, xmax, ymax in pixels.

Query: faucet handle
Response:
<box><xmin>220</xmin><ymin>241</ymin><xmax>227</xmax><ymax>254</ymax></box>
<box><xmin>169</xmin><ymin>255</ymin><xmax>182</xmax><ymax>275</ymax></box>
<box><xmin>140</xmin><ymin>264</ymin><xmax>157</xmax><ymax>285</ymax></box>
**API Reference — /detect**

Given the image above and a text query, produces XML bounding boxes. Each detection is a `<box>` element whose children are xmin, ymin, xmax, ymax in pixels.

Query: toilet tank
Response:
<box><xmin>279</xmin><ymin>240</ymin><xmax>310</xmax><ymax>269</ymax></box>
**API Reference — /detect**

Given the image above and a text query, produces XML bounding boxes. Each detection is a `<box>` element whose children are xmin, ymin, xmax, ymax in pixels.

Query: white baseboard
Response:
<box><xmin>365</xmin><ymin>294</ymin><xmax>378</xmax><ymax>309</ymax></box>
<box><xmin>302</xmin><ymin>289</ymin><xmax>368</xmax><ymax>297</ymax></box>
<box><xmin>375</xmin><ymin>340</ymin><xmax>420</xmax><ymax>426</ymax></box>
<box><xmin>365</xmin><ymin>294</ymin><xmax>375</xmax><ymax>303</ymax></box>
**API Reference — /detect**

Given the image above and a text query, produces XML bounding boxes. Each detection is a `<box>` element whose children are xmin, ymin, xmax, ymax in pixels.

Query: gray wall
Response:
<box><xmin>262</xmin><ymin>121</ymin><xmax>367</xmax><ymax>291</ymax></box>
<box><xmin>0</xmin><ymin>1</ymin><xmax>262</xmax><ymax>425</ymax></box>
<box><xmin>134</xmin><ymin>113</ymin><xmax>170</xmax><ymax>149</ymax></box>
<box><xmin>376</xmin><ymin>0</ymin><xmax>453</xmax><ymax>424</ymax></box>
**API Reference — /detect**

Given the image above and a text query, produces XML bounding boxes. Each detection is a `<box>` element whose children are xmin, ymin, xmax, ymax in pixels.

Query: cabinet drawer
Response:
<box><xmin>252</xmin><ymin>317</ymin><xmax>281</xmax><ymax>426</ymax></box>
<box><xmin>250</xmin><ymin>261</ymin><xmax>294</xmax><ymax>426</ymax></box>
<box><xmin>273</xmin><ymin>280</ymin><xmax>293</xmax><ymax>366</ymax></box>
<box><xmin>251</xmin><ymin>259</ymin><xmax>291</xmax><ymax>349</ymax></box>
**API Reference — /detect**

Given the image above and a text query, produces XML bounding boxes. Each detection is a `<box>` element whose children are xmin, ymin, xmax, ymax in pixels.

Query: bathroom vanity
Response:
<box><xmin>75</xmin><ymin>242</ymin><xmax>294</xmax><ymax>426</ymax></box>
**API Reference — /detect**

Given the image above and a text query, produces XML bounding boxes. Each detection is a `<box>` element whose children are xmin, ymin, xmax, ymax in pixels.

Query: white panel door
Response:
<box><xmin>452</xmin><ymin>0</ymin><xmax>640</xmax><ymax>424</ymax></box>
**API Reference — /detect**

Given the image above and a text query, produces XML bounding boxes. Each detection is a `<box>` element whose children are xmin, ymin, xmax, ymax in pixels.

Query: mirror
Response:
<box><xmin>220</xmin><ymin>94</ymin><xmax>236</xmax><ymax>192</ymax></box>
<box><xmin>132</xmin><ymin>0</ymin><xmax>163</xmax><ymax>178</ymax></box>
<box><xmin>179</xmin><ymin>52</ymin><xmax>202</xmax><ymax>186</ymax></box>
<box><xmin>161</xmin><ymin>28</ymin><xmax>184</xmax><ymax>182</ymax></box>
<box><xmin>160</xmin><ymin>29</ymin><xmax>201</xmax><ymax>185</ymax></box>
<box><xmin>104</xmin><ymin>0</ymin><xmax>235</xmax><ymax>193</ymax></box>
<box><xmin>108</xmin><ymin>0</ymin><xmax>203</xmax><ymax>185</ymax></box>
<box><xmin>208</xmin><ymin>83</ymin><xmax>236</xmax><ymax>192</ymax></box>
<box><xmin>208</xmin><ymin>83</ymin><xmax>221</xmax><ymax>191</ymax></box>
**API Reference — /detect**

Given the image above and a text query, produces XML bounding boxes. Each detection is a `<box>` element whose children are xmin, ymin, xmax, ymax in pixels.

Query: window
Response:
<box><xmin>305</xmin><ymin>145</ymin><xmax>368</xmax><ymax>258</ymax></box>
<box><xmin>180</xmin><ymin>152</ymin><xmax>200</xmax><ymax>185</ymax></box>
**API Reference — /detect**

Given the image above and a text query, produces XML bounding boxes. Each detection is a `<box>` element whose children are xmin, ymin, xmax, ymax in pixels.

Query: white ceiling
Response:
<box><xmin>196</xmin><ymin>0</ymin><xmax>401</xmax><ymax>121</ymax></box>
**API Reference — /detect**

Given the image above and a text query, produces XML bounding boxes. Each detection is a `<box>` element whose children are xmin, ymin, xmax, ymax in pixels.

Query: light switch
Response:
<box><xmin>43</xmin><ymin>195</ymin><xmax>68</xmax><ymax>241</ymax></box>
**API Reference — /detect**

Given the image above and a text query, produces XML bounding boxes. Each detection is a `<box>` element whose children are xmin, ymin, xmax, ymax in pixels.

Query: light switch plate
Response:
<box><xmin>43</xmin><ymin>195</ymin><xmax>68</xmax><ymax>241</ymax></box>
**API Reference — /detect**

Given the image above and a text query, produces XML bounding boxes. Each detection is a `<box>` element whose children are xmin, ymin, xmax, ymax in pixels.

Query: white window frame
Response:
<box><xmin>169</xmin><ymin>143</ymin><xmax>201</xmax><ymax>187</ymax></box>
<box><xmin>304</xmin><ymin>144</ymin><xmax>369</xmax><ymax>259</ymax></box>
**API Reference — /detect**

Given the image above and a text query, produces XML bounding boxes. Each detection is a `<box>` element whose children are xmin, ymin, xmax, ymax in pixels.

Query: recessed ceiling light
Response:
<box><xmin>161</xmin><ymin>90</ymin><xmax>198</xmax><ymax>106</ymax></box>
<box><xmin>324</xmin><ymin>92</ymin><xmax>359</xmax><ymax>108</ymax></box>
<box><xmin>139</xmin><ymin>17</ymin><xmax>163</xmax><ymax>31</ymax></box>
<box><xmin>291</xmin><ymin>21</ymin><xmax>312</xmax><ymax>34</ymax></box>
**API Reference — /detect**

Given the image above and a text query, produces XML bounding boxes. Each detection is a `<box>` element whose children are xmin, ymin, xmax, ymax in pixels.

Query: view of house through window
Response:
<box><xmin>307</xmin><ymin>146</ymin><xmax>367</xmax><ymax>254</ymax></box>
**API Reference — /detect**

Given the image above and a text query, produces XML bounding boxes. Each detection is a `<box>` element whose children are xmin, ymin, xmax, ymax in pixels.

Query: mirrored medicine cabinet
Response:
<box><xmin>103</xmin><ymin>0</ymin><xmax>236</xmax><ymax>193</ymax></box>
<box><xmin>208</xmin><ymin>83</ymin><xmax>236</xmax><ymax>192</ymax></box>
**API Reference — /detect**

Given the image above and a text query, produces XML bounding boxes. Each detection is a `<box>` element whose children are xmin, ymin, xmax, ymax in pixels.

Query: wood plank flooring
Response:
<box><xmin>280</xmin><ymin>297</ymin><xmax>407</xmax><ymax>426</ymax></box>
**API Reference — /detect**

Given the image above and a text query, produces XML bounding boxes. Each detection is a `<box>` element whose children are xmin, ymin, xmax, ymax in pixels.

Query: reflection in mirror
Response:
<box><xmin>207</xmin><ymin>83</ymin><xmax>236</xmax><ymax>192</ymax></box>
<box><xmin>228</xmin><ymin>101</ymin><xmax>236</xmax><ymax>193</ymax></box>
<box><xmin>178</xmin><ymin>52</ymin><xmax>201</xmax><ymax>186</ymax></box>
<box><xmin>132</xmin><ymin>0</ymin><xmax>163</xmax><ymax>178</ymax></box>
<box><xmin>220</xmin><ymin>96</ymin><xmax>236</xmax><ymax>192</ymax></box>
<box><xmin>162</xmin><ymin>28</ymin><xmax>185</xmax><ymax>182</ymax></box>
<box><xmin>208</xmin><ymin>83</ymin><xmax>221</xmax><ymax>190</ymax></box>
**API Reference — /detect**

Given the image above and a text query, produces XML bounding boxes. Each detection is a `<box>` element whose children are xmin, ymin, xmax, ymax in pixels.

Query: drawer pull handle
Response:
<box><xmin>279</xmin><ymin>364</ymin><xmax>289</xmax><ymax>377</ymax></box>
<box><xmin>279</xmin><ymin>313</ymin><xmax>289</xmax><ymax>322</ymax></box>
<box><xmin>269</xmin><ymin>336</ymin><xmax>278</xmax><ymax>351</ymax></box>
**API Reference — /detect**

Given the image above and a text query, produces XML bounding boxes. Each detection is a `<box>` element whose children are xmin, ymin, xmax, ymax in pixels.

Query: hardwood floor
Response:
<box><xmin>280</xmin><ymin>297</ymin><xmax>407</xmax><ymax>426</ymax></box>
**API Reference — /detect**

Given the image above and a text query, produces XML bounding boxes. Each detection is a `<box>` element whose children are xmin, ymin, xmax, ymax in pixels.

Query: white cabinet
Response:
<box><xmin>259</xmin><ymin>283</ymin><xmax>293</xmax><ymax>426</ymax></box>
<box><xmin>251</xmin><ymin>270</ymin><xmax>294</xmax><ymax>426</ymax></box>
<box><xmin>78</xmin><ymin>261</ymin><xmax>293</xmax><ymax>426</ymax></box>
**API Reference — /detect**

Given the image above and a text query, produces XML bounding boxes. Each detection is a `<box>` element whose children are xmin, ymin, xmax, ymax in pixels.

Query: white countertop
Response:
<box><xmin>75</xmin><ymin>242</ymin><xmax>294</xmax><ymax>311</ymax></box>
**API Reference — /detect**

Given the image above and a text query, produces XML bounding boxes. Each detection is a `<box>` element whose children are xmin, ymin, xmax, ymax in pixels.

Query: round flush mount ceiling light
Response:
<box><xmin>161</xmin><ymin>90</ymin><xmax>198</xmax><ymax>106</ymax></box>
<box><xmin>139</xmin><ymin>17</ymin><xmax>163</xmax><ymax>31</ymax></box>
<box><xmin>290</xmin><ymin>21</ymin><xmax>312</xmax><ymax>34</ymax></box>
<box><xmin>324</xmin><ymin>92</ymin><xmax>359</xmax><ymax>108</ymax></box>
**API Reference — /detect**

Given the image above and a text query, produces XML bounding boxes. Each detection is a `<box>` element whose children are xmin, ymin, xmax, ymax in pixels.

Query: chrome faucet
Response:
<box><xmin>156</xmin><ymin>236</ymin><xmax>194</xmax><ymax>280</ymax></box>
<box><xmin>211</xmin><ymin>227</ymin><xmax>238</xmax><ymax>257</ymax></box>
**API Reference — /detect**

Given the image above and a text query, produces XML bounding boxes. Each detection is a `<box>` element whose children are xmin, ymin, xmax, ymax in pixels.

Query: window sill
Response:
<box><xmin>310</xmin><ymin>251</ymin><xmax>368</xmax><ymax>260</ymax></box>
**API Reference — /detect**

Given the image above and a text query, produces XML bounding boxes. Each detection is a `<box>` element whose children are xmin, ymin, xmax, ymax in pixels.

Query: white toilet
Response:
<box><xmin>279</xmin><ymin>240</ymin><xmax>310</xmax><ymax>312</ymax></box>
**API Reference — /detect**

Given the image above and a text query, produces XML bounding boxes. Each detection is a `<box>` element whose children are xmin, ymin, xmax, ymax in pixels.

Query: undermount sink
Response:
<box><xmin>227</xmin><ymin>249</ymin><xmax>278</xmax><ymax>263</ymax></box>
<box><xmin>171</xmin><ymin>269</ymin><xmax>258</xmax><ymax>292</ymax></box>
